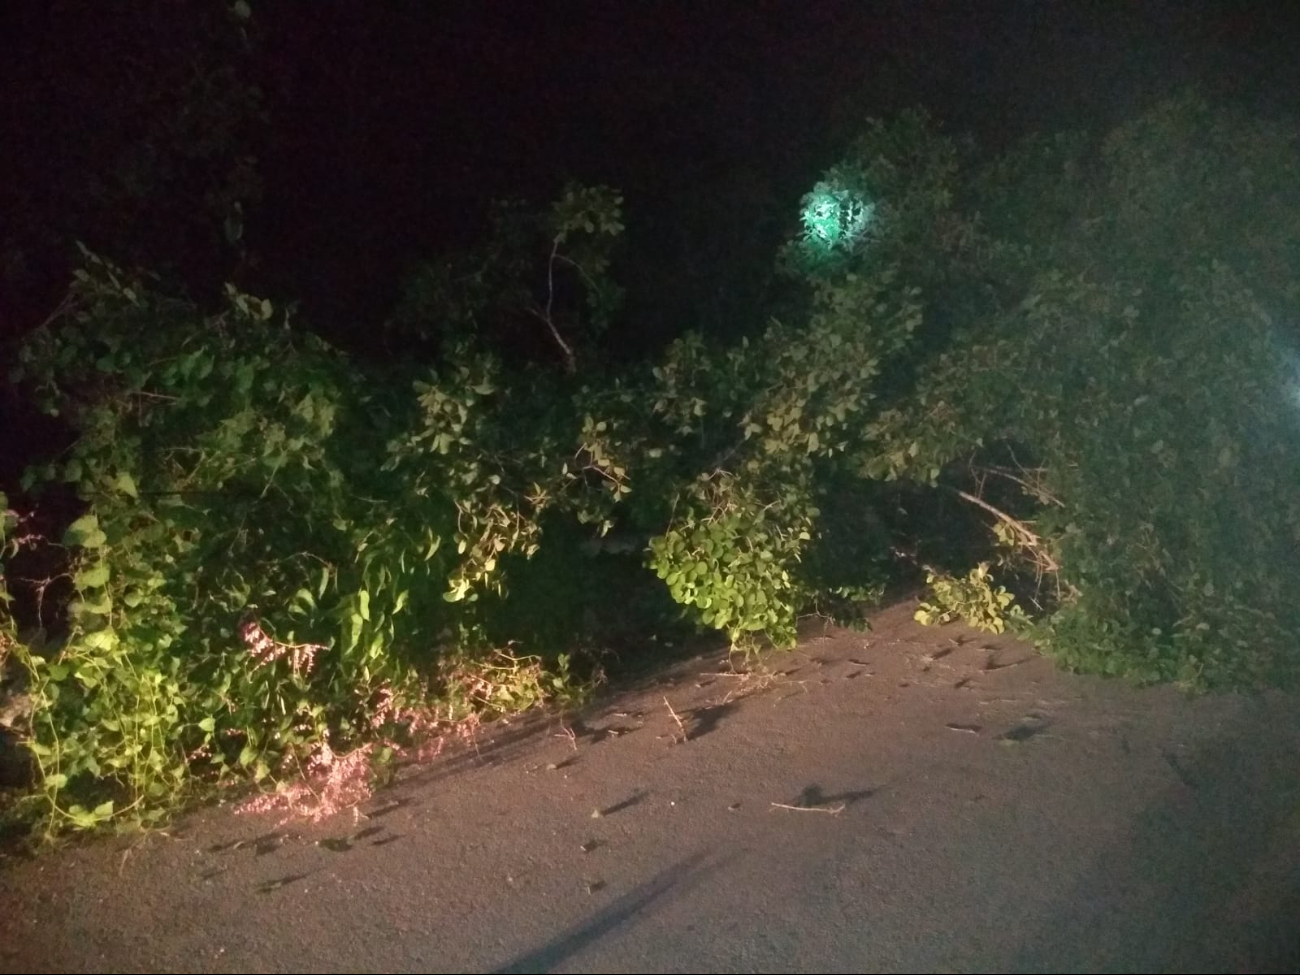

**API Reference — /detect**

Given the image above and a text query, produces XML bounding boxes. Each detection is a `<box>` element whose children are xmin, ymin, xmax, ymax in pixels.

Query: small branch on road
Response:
<box><xmin>663</xmin><ymin>696</ymin><xmax>688</xmax><ymax>743</ymax></box>
<box><xmin>557</xmin><ymin>721</ymin><xmax>578</xmax><ymax>751</ymax></box>
<box><xmin>769</xmin><ymin>801</ymin><xmax>846</xmax><ymax>815</ymax></box>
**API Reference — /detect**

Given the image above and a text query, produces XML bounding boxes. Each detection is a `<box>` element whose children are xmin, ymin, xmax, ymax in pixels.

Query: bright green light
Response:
<box><xmin>800</xmin><ymin>184</ymin><xmax>874</xmax><ymax>254</ymax></box>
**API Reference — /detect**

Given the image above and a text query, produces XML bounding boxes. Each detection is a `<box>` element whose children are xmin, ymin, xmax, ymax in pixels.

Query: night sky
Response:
<box><xmin>2</xmin><ymin>0</ymin><xmax>1298</xmax><ymax>347</ymax></box>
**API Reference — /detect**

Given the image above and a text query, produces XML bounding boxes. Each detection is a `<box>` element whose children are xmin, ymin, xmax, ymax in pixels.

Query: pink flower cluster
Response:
<box><xmin>236</xmin><ymin>736</ymin><xmax>375</xmax><ymax>823</ymax></box>
<box><xmin>240</xmin><ymin>617</ymin><xmax>322</xmax><ymax>677</ymax></box>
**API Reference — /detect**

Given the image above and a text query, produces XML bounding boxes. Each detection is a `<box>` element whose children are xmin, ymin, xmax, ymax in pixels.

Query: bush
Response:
<box><xmin>859</xmin><ymin>96</ymin><xmax>1300</xmax><ymax>687</ymax></box>
<box><xmin>2</xmin><ymin>248</ymin><xmax>621</xmax><ymax>834</ymax></box>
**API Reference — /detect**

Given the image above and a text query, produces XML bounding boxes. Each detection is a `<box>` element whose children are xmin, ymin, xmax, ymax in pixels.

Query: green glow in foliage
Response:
<box><xmin>800</xmin><ymin>183</ymin><xmax>874</xmax><ymax>254</ymax></box>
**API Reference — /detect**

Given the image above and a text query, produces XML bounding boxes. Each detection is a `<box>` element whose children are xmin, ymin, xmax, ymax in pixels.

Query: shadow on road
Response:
<box><xmin>490</xmin><ymin>849</ymin><xmax>732</xmax><ymax>974</ymax></box>
<box><xmin>795</xmin><ymin>784</ymin><xmax>875</xmax><ymax>808</ymax></box>
<box><xmin>1010</xmin><ymin>696</ymin><xmax>1300</xmax><ymax>973</ymax></box>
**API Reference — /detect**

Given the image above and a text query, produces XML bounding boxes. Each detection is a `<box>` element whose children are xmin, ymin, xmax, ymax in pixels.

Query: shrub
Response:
<box><xmin>859</xmin><ymin>96</ymin><xmax>1300</xmax><ymax>687</ymax></box>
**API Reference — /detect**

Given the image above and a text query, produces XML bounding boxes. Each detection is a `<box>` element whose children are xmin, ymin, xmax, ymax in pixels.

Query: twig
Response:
<box><xmin>662</xmin><ymin>696</ymin><xmax>688</xmax><ymax>743</ymax></box>
<box><xmin>559</xmin><ymin>721</ymin><xmax>578</xmax><ymax>752</ymax></box>
<box><xmin>984</xmin><ymin>655</ymin><xmax>1034</xmax><ymax>672</ymax></box>
<box><xmin>530</xmin><ymin>238</ymin><xmax>577</xmax><ymax>374</ymax></box>
<box><xmin>33</xmin><ymin>292</ymin><xmax>75</xmax><ymax>332</ymax></box>
<box><xmin>769</xmin><ymin>801</ymin><xmax>846</xmax><ymax>815</ymax></box>
<box><xmin>949</xmin><ymin>487</ymin><xmax>1060</xmax><ymax>572</ymax></box>
<box><xmin>973</xmin><ymin>464</ymin><xmax>1063</xmax><ymax>507</ymax></box>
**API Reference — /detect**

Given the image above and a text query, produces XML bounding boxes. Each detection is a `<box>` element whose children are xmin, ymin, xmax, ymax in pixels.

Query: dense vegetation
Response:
<box><xmin>2</xmin><ymin>93</ymin><xmax>1298</xmax><ymax>838</ymax></box>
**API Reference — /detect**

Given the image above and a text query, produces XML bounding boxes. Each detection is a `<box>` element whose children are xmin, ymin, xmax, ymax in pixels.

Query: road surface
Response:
<box><xmin>2</xmin><ymin>602</ymin><xmax>1298</xmax><ymax>973</ymax></box>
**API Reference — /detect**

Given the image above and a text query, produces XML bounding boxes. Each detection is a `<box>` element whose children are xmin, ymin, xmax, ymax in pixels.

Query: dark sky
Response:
<box><xmin>3</xmin><ymin>0</ymin><xmax>1298</xmax><ymax>341</ymax></box>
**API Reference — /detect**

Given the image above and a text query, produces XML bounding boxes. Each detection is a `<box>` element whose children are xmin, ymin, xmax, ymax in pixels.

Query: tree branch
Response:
<box><xmin>949</xmin><ymin>487</ymin><xmax>1059</xmax><ymax>572</ymax></box>
<box><xmin>530</xmin><ymin>239</ymin><xmax>577</xmax><ymax>375</ymax></box>
<box><xmin>972</xmin><ymin>463</ymin><xmax>1063</xmax><ymax>507</ymax></box>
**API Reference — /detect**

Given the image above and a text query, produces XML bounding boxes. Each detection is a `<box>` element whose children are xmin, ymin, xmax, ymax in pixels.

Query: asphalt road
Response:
<box><xmin>3</xmin><ymin>603</ymin><xmax>1299</xmax><ymax>973</ymax></box>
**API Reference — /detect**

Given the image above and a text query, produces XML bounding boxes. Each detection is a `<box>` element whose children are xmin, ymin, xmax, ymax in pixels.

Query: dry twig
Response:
<box><xmin>769</xmin><ymin>801</ymin><xmax>846</xmax><ymax>815</ymax></box>
<box><xmin>662</xmin><ymin>695</ymin><xmax>688</xmax><ymax>743</ymax></box>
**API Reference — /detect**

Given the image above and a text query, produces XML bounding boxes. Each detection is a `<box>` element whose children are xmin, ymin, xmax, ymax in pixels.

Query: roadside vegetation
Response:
<box><xmin>3</xmin><ymin>90</ymin><xmax>1298</xmax><ymax>839</ymax></box>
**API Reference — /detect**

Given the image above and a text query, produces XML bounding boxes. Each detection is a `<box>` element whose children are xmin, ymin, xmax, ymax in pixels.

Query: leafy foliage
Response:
<box><xmin>782</xmin><ymin>109</ymin><xmax>968</xmax><ymax>280</ymax></box>
<box><xmin>4</xmin><ymin>246</ymin><xmax>617</xmax><ymax>834</ymax></box>
<box><xmin>0</xmin><ymin>492</ymin><xmax>16</xmax><ymax>664</ymax></box>
<box><xmin>5</xmin><ymin>95</ymin><xmax>1300</xmax><ymax>840</ymax></box>
<box><xmin>799</xmin><ymin>182</ymin><xmax>875</xmax><ymax>255</ymax></box>
<box><xmin>863</xmin><ymin>96</ymin><xmax>1300</xmax><ymax>687</ymax></box>
<box><xmin>388</xmin><ymin>184</ymin><xmax>625</xmax><ymax>371</ymax></box>
<box><xmin>914</xmin><ymin>563</ymin><xmax>1024</xmax><ymax>634</ymax></box>
<box><xmin>639</xmin><ymin>265</ymin><xmax>921</xmax><ymax>648</ymax></box>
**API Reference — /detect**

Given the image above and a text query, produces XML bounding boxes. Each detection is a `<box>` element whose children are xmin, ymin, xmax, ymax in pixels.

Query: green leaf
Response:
<box><xmin>63</xmin><ymin>514</ymin><xmax>102</xmax><ymax>548</ymax></box>
<box><xmin>198</xmin><ymin>716</ymin><xmax>216</xmax><ymax>733</ymax></box>
<box><xmin>114</xmin><ymin>471</ymin><xmax>139</xmax><ymax>498</ymax></box>
<box><xmin>76</xmin><ymin>565</ymin><xmax>111</xmax><ymax>589</ymax></box>
<box><xmin>81</xmin><ymin>629</ymin><xmax>118</xmax><ymax>651</ymax></box>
